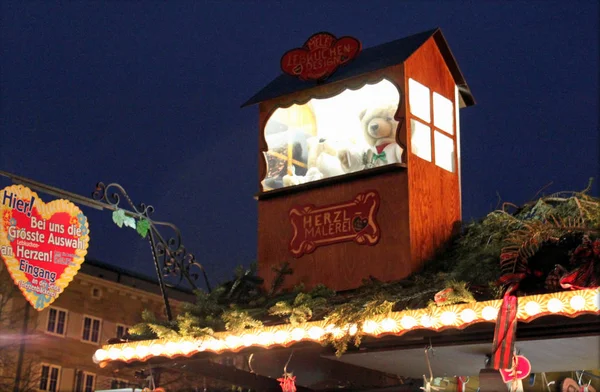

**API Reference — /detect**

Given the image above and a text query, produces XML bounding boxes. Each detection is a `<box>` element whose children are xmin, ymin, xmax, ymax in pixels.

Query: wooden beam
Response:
<box><xmin>247</xmin><ymin>347</ymin><xmax>406</xmax><ymax>390</ymax></box>
<box><xmin>173</xmin><ymin>358</ymin><xmax>315</xmax><ymax>392</ymax></box>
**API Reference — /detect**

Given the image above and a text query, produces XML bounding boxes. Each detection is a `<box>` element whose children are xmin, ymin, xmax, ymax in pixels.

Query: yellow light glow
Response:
<box><xmin>150</xmin><ymin>344</ymin><xmax>164</xmax><ymax>356</ymax></box>
<box><xmin>380</xmin><ymin>318</ymin><xmax>397</xmax><ymax>332</ymax></box>
<box><xmin>274</xmin><ymin>330</ymin><xmax>289</xmax><ymax>344</ymax></box>
<box><xmin>460</xmin><ymin>309</ymin><xmax>476</xmax><ymax>323</ymax></box>
<box><xmin>569</xmin><ymin>295</ymin><xmax>586</xmax><ymax>311</ymax></box>
<box><xmin>180</xmin><ymin>341</ymin><xmax>196</xmax><ymax>354</ymax></box>
<box><xmin>348</xmin><ymin>324</ymin><xmax>358</xmax><ymax>336</ymax></box>
<box><xmin>420</xmin><ymin>315</ymin><xmax>433</xmax><ymax>328</ymax></box>
<box><xmin>226</xmin><ymin>335</ymin><xmax>242</xmax><ymax>348</ymax></box>
<box><xmin>135</xmin><ymin>345</ymin><xmax>150</xmax><ymax>358</ymax></box>
<box><xmin>482</xmin><ymin>306</ymin><xmax>497</xmax><ymax>321</ymax></box>
<box><xmin>257</xmin><ymin>332</ymin><xmax>274</xmax><ymax>346</ymax></box>
<box><xmin>363</xmin><ymin>320</ymin><xmax>378</xmax><ymax>334</ymax></box>
<box><xmin>291</xmin><ymin>328</ymin><xmax>305</xmax><ymax>341</ymax></box>
<box><xmin>165</xmin><ymin>342</ymin><xmax>180</xmax><ymax>356</ymax></box>
<box><xmin>122</xmin><ymin>346</ymin><xmax>136</xmax><ymax>359</ymax></box>
<box><xmin>242</xmin><ymin>334</ymin><xmax>257</xmax><ymax>347</ymax></box>
<box><xmin>547</xmin><ymin>298</ymin><xmax>563</xmax><ymax>313</ymax></box>
<box><xmin>108</xmin><ymin>347</ymin><xmax>121</xmax><ymax>361</ymax></box>
<box><xmin>93</xmin><ymin>288</ymin><xmax>600</xmax><ymax>365</ymax></box>
<box><xmin>307</xmin><ymin>326</ymin><xmax>324</xmax><ymax>340</ymax></box>
<box><xmin>400</xmin><ymin>316</ymin><xmax>417</xmax><ymax>329</ymax></box>
<box><xmin>525</xmin><ymin>301</ymin><xmax>541</xmax><ymax>316</ymax></box>
<box><xmin>440</xmin><ymin>311</ymin><xmax>457</xmax><ymax>325</ymax></box>
<box><xmin>94</xmin><ymin>349</ymin><xmax>108</xmax><ymax>362</ymax></box>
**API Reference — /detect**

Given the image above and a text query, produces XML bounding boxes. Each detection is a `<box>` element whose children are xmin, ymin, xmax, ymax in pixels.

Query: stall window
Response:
<box><xmin>39</xmin><ymin>364</ymin><xmax>61</xmax><ymax>392</ymax></box>
<box><xmin>81</xmin><ymin>316</ymin><xmax>102</xmax><ymax>344</ymax></box>
<box><xmin>262</xmin><ymin>79</ymin><xmax>402</xmax><ymax>191</ymax></box>
<box><xmin>46</xmin><ymin>307</ymin><xmax>68</xmax><ymax>336</ymax></box>
<box><xmin>408</xmin><ymin>78</ymin><xmax>456</xmax><ymax>172</ymax></box>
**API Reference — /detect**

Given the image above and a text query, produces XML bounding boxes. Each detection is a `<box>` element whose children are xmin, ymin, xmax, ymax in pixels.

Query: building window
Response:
<box><xmin>91</xmin><ymin>287</ymin><xmax>102</xmax><ymax>299</ymax></box>
<box><xmin>46</xmin><ymin>307</ymin><xmax>67</xmax><ymax>336</ymax></box>
<box><xmin>75</xmin><ymin>371</ymin><xmax>96</xmax><ymax>392</ymax></box>
<box><xmin>39</xmin><ymin>364</ymin><xmax>61</xmax><ymax>392</ymax></box>
<box><xmin>111</xmin><ymin>379</ymin><xmax>129</xmax><ymax>389</ymax></box>
<box><xmin>116</xmin><ymin>324</ymin><xmax>129</xmax><ymax>339</ymax></box>
<box><xmin>81</xmin><ymin>316</ymin><xmax>102</xmax><ymax>344</ymax></box>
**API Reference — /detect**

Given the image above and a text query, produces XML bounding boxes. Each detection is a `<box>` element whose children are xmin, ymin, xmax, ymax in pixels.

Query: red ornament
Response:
<box><xmin>277</xmin><ymin>373</ymin><xmax>297</xmax><ymax>392</ymax></box>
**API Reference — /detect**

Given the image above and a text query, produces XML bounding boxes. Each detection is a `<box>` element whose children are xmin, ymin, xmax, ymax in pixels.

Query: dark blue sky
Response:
<box><xmin>1</xmin><ymin>1</ymin><xmax>598</xmax><ymax>286</ymax></box>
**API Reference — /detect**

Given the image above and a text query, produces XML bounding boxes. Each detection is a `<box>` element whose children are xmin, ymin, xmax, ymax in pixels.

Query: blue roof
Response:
<box><xmin>242</xmin><ymin>28</ymin><xmax>474</xmax><ymax>107</ymax></box>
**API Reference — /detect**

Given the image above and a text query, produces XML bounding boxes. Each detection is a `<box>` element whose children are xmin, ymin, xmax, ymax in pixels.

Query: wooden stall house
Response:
<box><xmin>92</xmin><ymin>29</ymin><xmax>600</xmax><ymax>392</ymax></box>
<box><xmin>242</xmin><ymin>28</ymin><xmax>474</xmax><ymax>292</ymax></box>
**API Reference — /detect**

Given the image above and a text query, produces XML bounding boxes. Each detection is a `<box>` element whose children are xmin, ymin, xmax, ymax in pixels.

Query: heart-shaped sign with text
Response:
<box><xmin>0</xmin><ymin>185</ymin><xmax>90</xmax><ymax>310</ymax></box>
<box><xmin>281</xmin><ymin>32</ymin><xmax>361</xmax><ymax>81</ymax></box>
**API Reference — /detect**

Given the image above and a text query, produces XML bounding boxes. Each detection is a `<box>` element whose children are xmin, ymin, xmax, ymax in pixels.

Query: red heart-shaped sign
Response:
<box><xmin>499</xmin><ymin>355</ymin><xmax>532</xmax><ymax>383</ymax></box>
<box><xmin>281</xmin><ymin>32</ymin><xmax>361</xmax><ymax>81</ymax></box>
<box><xmin>1</xmin><ymin>185</ymin><xmax>90</xmax><ymax>310</ymax></box>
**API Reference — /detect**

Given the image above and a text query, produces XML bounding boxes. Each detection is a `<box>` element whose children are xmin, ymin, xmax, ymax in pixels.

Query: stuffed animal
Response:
<box><xmin>282</xmin><ymin>137</ymin><xmax>345</xmax><ymax>186</ymax></box>
<box><xmin>338</xmin><ymin>104</ymin><xmax>403</xmax><ymax>173</ymax></box>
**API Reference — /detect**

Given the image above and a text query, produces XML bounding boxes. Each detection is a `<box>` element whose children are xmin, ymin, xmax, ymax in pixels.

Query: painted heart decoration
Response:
<box><xmin>280</xmin><ymin>32</ymin><xmax>361</xmax><ymax>81</ymax></box>
<box><xmin>499</xmin><ymin>355</ymin><xmax>532</xmax><ymax>383</ymax></box>
<box><xmin>0</xmin><ymin>185</ymin><xmax>90</xmax><ymax>310</ymax></box>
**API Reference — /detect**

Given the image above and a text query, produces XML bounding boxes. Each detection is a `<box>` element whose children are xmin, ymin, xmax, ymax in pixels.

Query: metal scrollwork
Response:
<box><xmin>92</xmin><ymin>182</ymin><xmax>211</xmax><ymax>321</ymax></box>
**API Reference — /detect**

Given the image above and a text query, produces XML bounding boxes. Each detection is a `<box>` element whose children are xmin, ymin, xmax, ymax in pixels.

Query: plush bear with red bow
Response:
<box><xmin>338</xmin><ymin>104</ymin><xmax>403</xmax><ymax>173</ymax></box>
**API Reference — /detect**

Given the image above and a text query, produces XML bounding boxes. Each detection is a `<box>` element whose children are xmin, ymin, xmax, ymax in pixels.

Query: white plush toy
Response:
<box><xmin>283</xmin><ymin>137</ymin><xmax>345</xmax><ymax>187</ymax></box>
<box><xmin>338</xmin><ymin>104</ymin><xmax>403</xmax><ymax>173</ymax></box>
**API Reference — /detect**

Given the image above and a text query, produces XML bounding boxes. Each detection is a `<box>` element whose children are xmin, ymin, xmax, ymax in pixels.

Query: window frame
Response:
<box><xmin>407</xmin><ymin>78</ymin><xmax>458</xmax><ymax>173</ymax></box>
<box><xmin>75</xmin><ymin>371</ymin><xmax>96</xmax><ymax>392</ymax></box>
<box><xmin>39</xmin><ymin>363</ymin><xmax>61</xmax><ymax>392</ymax></box>
<box><xmin>80</xmin><ymin>315</ymin><xmax>103</xmax><ymax>344</ymax></box>
<box><xmin>116</xmin><ymin>324</ymin><xmax>130</xmax><ymax>340</ymax></box>
<box><xmin>110</xmin><ymin>378</ymin><xmax>130</xmax><ymax>389</ymax></box>
<box><xmin>45</xmin><ymin>307</ymin><xmax>68</xmax><ymax>337</ymax></box>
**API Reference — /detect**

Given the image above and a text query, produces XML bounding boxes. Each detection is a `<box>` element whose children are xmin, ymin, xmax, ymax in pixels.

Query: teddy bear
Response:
<box><xmin>338</xmin><ymin>104</ymin><xmax>403</xmax><ymax>173</ymax></box>
<box><xmin>282</xmin><ymin>136</ymin><xmax>345</xmax><ymax>186</ymax></box>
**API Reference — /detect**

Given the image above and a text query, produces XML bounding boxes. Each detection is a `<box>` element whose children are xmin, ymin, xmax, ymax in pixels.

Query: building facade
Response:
<box><xmin>0</xmin><ymin>258</ymin><xmax>194</xmax><ymax>392</ymax></box>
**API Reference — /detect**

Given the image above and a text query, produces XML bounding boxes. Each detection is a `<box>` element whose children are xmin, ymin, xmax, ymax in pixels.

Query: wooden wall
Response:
<box><xmin>404</xmin><ymin>37</ymin><xmax>461</xmax><ymax>268</ymax></box>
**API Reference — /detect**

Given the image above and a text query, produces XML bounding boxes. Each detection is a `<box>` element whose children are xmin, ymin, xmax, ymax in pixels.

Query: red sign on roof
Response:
<box><xmin>280</xmin><ymin>32</ymin><xmax>361</xmax><ymax>81</ymax></box>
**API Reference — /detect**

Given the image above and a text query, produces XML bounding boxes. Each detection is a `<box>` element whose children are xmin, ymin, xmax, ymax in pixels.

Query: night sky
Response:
<box><xmin>1</xmin><ymin>1</ymin><xmax>598</xmax><ymax>287</ymax></box>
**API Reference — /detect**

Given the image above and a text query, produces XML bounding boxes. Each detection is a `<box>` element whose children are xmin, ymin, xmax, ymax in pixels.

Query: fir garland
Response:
<box><xmin>125</xmin><ymin>182</ymin><xmax>599</xmax><ymax>356</ymax></box>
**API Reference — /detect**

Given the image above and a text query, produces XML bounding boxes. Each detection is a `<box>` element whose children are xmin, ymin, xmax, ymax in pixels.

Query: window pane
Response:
<box><xmin>47</xmin><ymin>309</ymin><xmax>56</xmax><ymax>333</ymax></box>
<box><xmin>262</xmin><ymin>79</ymin><xmax>402</xmax><ymax>190</ymax></box>
<box><xmin>40</xmin><ymin>365</ymin><xmax>49</xmax><ymax>390</ymax></box>
<box><xmin>433</xmin><ymin>92</ymin><xmax>454</xmax><ymax>135</ymax></box>
<box><xmin>410</xmin><ymin>119</ymin><xmax>432</xmax><ymax>162</ymax></box>
<box><xmin>56</xmin><ymin>311</ymin><xmax>66</xmax><ymax>335</ymax></box>
<box><xmin>82</xmin><ymin>318</ymin><xmax>91</xmax><ymax>341</ymax></box>
<box><xmin>409</xmin><ymin>78</ymin><xmax>431</xmax><ymax>123</ymax></box>
<box><xmin>91</xmin><ymin>319</ymin><xmax>100</xmax><ymax>343</ymax></box>
<box><xmin>434</xmin><ymin>131</ymin><xmax>455</xmax><ymax>172</ymax></box>
<box><xmin>116</xmin><ymin>325</ymin><xmax>124</xmax><ymax>339</ymax></box>
<box><xmin>75</xmin><ymin>371</ymin><xmax>83</xmax><ymax>392</ymax></box>
<box><xmin>49</xmin><ymin>367</ymin><xmax>59</xmax><ymax>392</ymax></box>
<box><xmin>85</xmin><ymin>374</ymin><xmax>94</xmax><ymax>392</ymax></box>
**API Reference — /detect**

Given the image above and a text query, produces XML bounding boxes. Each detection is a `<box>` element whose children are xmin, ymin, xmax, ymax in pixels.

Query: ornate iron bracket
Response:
<box><xmin>0</xmin><ymin>170</ymin><xmax>210</xmax><ymax>322</ymax></box>
<box><xmin>92</xmin><ymin>182</ymin><xmax>211</xmax><ymax>320</ymax></box>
